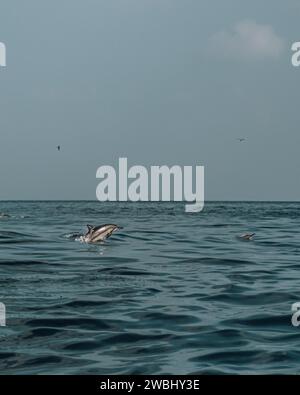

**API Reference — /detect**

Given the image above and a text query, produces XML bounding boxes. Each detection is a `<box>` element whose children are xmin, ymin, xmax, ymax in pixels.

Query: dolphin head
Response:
<box><xmin>83</xmin><ymin>224</ymin><xmax>122</xmax><ymax>243</ymax></box>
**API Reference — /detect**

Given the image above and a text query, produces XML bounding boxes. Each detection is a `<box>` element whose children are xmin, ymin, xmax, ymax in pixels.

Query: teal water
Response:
<box><xmin>0</xmin><ymin>201</ymin><xmax>300</xmax><ymax>374</ymax></box>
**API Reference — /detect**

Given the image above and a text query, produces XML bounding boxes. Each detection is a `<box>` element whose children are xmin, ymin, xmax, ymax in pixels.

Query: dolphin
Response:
<box><xmin>240</xmin><ymin>233</ymin><xmax>255</xmax><ymax>240</ymax></box>
<box><xmin>0</xmin><ymin>213</ymin><xmax>10</xmax><ymax>219</ymax></box>
<box><xmin>83</xmin><ymin>224</ymin><xmax>122</xmax><ymax>243</ymax></box>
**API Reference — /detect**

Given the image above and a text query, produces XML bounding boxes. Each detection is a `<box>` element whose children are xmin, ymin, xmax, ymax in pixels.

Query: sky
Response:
<box><xmin>0</xmin><ymin>0</ymin><xmax>300</xmax><ymax>200</ymax></box>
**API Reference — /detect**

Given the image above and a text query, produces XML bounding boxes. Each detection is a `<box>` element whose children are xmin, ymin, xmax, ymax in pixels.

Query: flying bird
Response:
<box><xmin>237</xmin><ymin>138</ymin><xmax>246</xmax><ymax>142</ymax></box>
<box><xmin>57</xmin><ymin>145</ymin><xmax>61</xmax><ymax>151</ymax></box>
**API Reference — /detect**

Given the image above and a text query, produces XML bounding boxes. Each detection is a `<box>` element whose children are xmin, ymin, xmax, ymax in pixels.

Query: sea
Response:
<box><xmin>0</xmin><ymin>201</ymin><xmax>300</xmax><ymax>374</ymax></box>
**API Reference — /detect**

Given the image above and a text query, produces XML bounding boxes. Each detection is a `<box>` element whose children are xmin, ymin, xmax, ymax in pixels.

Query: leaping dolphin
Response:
<box><xmin>83</xmin><ymin>224</ymin><xmax>122</xmax><ymax>243</ymax></box>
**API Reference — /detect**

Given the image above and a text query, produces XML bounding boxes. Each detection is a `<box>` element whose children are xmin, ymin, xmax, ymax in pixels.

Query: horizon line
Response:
<box><xmin>1</xmin><ymin>199</ymin><xmax>300</xmax><ymax>203</ymax></box>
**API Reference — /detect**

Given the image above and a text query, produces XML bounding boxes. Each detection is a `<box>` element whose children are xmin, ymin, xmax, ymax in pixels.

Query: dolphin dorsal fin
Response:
<box><xmin>86</xmin><ymin>224</ymin><xmax>94</xmax><ymax>233</ymax></box>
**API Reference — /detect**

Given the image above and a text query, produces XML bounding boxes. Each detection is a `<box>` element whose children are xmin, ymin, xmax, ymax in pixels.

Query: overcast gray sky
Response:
<box><xmin>0</xmin><ymin>0</ymin><xmax>299</xmax><ymax>200</ymax></box>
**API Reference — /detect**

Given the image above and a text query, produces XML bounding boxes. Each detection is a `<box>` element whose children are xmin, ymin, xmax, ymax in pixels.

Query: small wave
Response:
<box><xmin>61</xmin><ymin>233</ymin><xmax>82</xmax><ymax>240</ymax></box>
<box><xmin>26</xmin><ymin>317</ymin><xmax>112</xmax><ymax>330</ymax></box>
<box><xmin>0</xmin><ymin>259</ymin><xmax>49</xmax><ymax>266</ymax></box>
<box><xmin>0</xmin><ymin>213</ymin><xmax>29</xmax><ymax>219</ymax></box>
<box><xmin>224</xmin><ymin>313</ymin><xmax>290</xmax><ymax>329</ymax></box>
<box><xmin>0</xmin><ymin>231</ymin><xmax>37</xmax><ymax>245</ymax></box>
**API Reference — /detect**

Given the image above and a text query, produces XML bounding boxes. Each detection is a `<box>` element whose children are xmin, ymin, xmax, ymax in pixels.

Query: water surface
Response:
<box><xmin>0</xmin><ymin>201</ymin><xmax>299</xmax><ymax>374</ymax></box>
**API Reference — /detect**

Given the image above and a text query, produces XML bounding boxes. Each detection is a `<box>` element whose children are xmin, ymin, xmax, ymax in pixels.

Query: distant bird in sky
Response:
<box><xmin>57</xmin><ymin>145</ymin><xmax>61</xmax><ymax>151</ymax></box>
<box><xmin>237</xmin><ymin>138</ymin><xmax>246</xmax><ymax>142</ymax></box>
